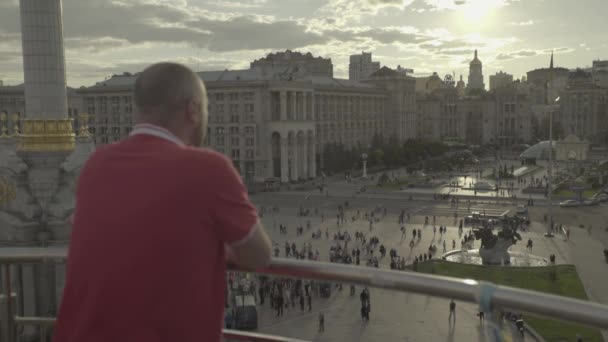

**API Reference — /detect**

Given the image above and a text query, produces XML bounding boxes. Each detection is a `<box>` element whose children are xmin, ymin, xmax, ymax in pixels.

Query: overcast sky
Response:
<box><xmin>0</xmin><ymin>0</ymin><xmax>606</xmax><ymax>87</ymax></box>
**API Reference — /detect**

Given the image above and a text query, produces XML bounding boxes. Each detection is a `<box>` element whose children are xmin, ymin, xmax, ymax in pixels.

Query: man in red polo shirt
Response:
<box><xmin>53</xmin><ymin>62</ymin><xmax>272</xmax><ymax>342</ymax></box>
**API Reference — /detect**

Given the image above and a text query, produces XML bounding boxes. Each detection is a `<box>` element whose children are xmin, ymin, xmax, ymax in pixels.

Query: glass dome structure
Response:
<box><xmin>519</xmin><ymin>141</ymin><xmax>555</xmax><ymax>160</ymax></box>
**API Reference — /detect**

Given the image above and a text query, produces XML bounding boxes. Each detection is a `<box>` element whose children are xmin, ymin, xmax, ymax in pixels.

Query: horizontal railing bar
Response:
<box><xmin>222</xmin><ymin>329</ymin><xmax>310</xmax><ymax>342</ymax></box>
<box><xmin>2</xmin><ymin>247</ymin><xmax>608</xmax><ymax>330</ymax></box>
<box><xmin>253</xmin><ymin>258</ymin><xmax>608</xmax><ymax>329</ymax></box>
<box><xmin>13</xmin><ymin>318</ymin><xmax>309</xmax><ymax>342</ymax></box>
<box><xmin>0</xmin><ymin>248</ymin><xmax>67</xmax><ymax>263</ymax></box>
<box><xmin>14</xmin><ymin>316</ymin><xmax>56</xmax><ymax>327</ymax></box>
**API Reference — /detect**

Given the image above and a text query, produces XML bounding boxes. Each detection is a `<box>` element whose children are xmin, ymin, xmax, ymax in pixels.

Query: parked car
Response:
<box><xmin>592</xmin><ymin>193</ymin><xmax>608</xmax><ymax>203</ymax></box>
<box><xmin>559</xmin><ymin>200</ymin><xmax>581</xmax><ymax>208</ymax></box>
<box><xmin>583</xmin><ymin>198</ymin><xmax>600</xmax><ymax>206</ymax></box>
<box><xmin>515</xmin><ymin>205</ymin><xmax>528</xmax><ymax>215</ymax></box>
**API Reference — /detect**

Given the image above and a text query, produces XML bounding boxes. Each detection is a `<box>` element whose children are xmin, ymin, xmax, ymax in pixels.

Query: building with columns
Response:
<box><xmin>415</xmin><ymin>82</ymin><xmax>533</xmax><ymax>146</ymax></box>
<box><xmin>557</xmin><ymin>69</ymin><xmax>608</xmax><ymax>144</ymax></box>
<box><xmin>67</xmin><ymin>53</ymin><xmax>414</xmax><ymax>184</ymax></box>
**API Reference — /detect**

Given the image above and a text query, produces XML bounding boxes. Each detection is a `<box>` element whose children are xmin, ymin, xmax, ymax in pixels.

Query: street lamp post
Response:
<box><xmin>361</xmin><ymin>153</ymin><xmax>368</xmax><ymax>179</ymax></box>
<box><xmin>545</xmin><ymin>97</ymin><xmax>560</xmax><ymax>238</ymax></box>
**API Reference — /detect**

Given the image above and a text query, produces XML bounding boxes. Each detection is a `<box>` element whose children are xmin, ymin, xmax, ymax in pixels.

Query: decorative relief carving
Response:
<box><xmin>17</xmin><ymin>119</ymin><xmax>75</xmax><ymax>152</ymax></box>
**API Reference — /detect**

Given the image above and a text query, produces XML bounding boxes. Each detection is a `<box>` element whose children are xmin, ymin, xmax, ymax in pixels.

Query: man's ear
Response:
<box><xmin>186</xmin><ymin>98</ymin><xmax>201</xmax><ymax>124</ymax></box>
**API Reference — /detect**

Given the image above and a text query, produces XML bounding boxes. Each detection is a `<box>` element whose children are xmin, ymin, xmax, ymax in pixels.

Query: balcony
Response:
<box><xmin>1</xmin><ymin>247</ymin><xmax>608</xmax><ymax>341</ymax></box>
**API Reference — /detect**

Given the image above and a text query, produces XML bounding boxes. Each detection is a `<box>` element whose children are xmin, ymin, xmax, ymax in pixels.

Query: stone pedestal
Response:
<box><xmin>478</xmin><ymin>238</ymin><xmax>513</xmax><ymax>265</ymax></box>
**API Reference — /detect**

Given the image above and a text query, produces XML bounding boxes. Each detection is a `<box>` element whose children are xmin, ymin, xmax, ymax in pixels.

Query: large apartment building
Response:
<box><xmin>7</xmin><ymin>51</ymin><xmax>415</xmax><ymax>184</ymax></box>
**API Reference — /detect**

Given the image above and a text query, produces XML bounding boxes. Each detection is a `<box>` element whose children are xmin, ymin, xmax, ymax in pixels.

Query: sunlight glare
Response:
<box><xmin>459</xmin><ymin>0</ymin><xmax>504</xmax><ymax>26</ymax></box>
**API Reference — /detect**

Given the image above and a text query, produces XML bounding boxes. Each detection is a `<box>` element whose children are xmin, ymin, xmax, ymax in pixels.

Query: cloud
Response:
<box><xmin>420</xmin><ymin>0</ymin><xmax>515</xmax><ymax>11</ymax></box>
<box><xmin>496</xmin><ymin>49</ymin><xmax>537</xmax><ymax>60</ymax></box>
<box><xmin>495</xmin><ymin>47</ymin><xmax>573</xmax><ymax>61</ymax></box>
<box><xmin>0</xmin><ymin>0</ymin><xmax>325</xmax><ymax>52</ymax></box>
<box><xmin>325</xmin><ymin>26</ymin><xmax>424</xmax><ymax>45</ymax></box>
<box><xmin>206</xmin><ymin>0</ymin><xmax>268</xmax><ymax>9</ymax></box>
<box><xmin>316</xmin><ymin>0</ymin><xmax>415</xmax><ymax>26</ymax></box>
<box><xmin>510</xmin><ymin>20</ymin><xmax>534</xmax><ymax>26</ymax></box>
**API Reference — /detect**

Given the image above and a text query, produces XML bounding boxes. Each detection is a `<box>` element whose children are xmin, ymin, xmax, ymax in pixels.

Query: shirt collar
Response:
<box><xmin>129</xmin><ymin>123</ymin><xmax>185</xmax><ymax>146</ymax></box>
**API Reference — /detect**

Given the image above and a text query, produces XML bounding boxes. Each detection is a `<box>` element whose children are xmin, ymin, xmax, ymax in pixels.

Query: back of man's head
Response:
<box><xmin>134</xmin><ymin>62</ymin><xmax>205</xmax><ymax>125</ymax></box>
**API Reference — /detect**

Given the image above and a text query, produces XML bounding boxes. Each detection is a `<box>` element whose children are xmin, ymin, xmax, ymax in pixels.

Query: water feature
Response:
<box><xmin>442</xmin><ymin>222</ymin><xmax>548</xmax><ymax>267</ymax></box>
<box><xmin>444</xmin><ymin>249</ymin><xmax>548</xmax><ymax>266</ymax></box>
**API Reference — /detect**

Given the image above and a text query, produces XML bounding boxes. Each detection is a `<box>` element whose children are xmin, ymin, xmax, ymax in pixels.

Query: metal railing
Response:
<box><xmin>1</xmin><ymin>247</ymin><xmax>608</xmax><ymax>342</ymax></box>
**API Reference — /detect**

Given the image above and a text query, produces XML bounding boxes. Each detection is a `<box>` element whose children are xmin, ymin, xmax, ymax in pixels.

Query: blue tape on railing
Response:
<box><xmin>479</xmin><ymin>281</ymin><xmax>496</xmax><ymax>313</ymax></box>
<box><xmin>478</xmin><ymin>281</ymin><xmax>503</xmax><ymax>342</ymax></box>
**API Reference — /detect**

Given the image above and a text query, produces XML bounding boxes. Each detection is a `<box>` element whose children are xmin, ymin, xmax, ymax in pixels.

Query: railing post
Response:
<box><xmin>1</xmin><ymin>294</ymin><xmax>8</xmax><ymax>342</ymax></box>
<box><xmin>1</xmin><ymin>264</ymin><xmax>16</xmax><ymax>342</ymax></box>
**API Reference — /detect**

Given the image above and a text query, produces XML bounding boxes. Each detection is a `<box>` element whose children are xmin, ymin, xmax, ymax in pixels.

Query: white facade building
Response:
<box><xmin>65</xmin><ymin>53</ymin><xmax>418</xmax><ymax>183</ymax></box>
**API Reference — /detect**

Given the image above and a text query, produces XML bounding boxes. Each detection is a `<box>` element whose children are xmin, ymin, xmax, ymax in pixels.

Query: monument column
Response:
<box><xmin>20</xmin><ymin>0</ymin><xmax>68</xmax><ymax>120</ymax></box>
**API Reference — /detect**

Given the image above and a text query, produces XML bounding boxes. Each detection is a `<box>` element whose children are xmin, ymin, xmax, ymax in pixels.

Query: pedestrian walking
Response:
<box><xmin>307</xmin><ymin>294</ymin><xmax>312</xmax><ymax>311</ymax></box>
<box><xmin>300</xmin><ymin>294</ymin><xmax>305</xmax><ymax>311</ymax></box>
<box><xmin>449</xmin><ymin>299</ymin><xmax>456</xmax><ymax>323</ymax></box>
<box><xmin>318</xmin><ymin>312</ymin><xmax>325</xmax><ymax>332</ymax></box>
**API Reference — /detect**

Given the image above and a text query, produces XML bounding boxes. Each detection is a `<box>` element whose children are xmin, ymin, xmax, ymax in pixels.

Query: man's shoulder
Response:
<box><xmin>179</xmin><ymin>146</ymin><xmax>231</xmax><ymax>167</ymax></box>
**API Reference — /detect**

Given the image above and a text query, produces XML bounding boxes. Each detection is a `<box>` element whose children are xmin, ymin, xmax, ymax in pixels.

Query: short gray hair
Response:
<box><xmin>134</xmin><ymin>62</ymin><xmax>205</xmax><ymax>124</ymax></box>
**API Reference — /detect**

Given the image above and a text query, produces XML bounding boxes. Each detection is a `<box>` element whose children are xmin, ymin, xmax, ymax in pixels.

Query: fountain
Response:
<box><xmin>444</xmin><ymin>219</ymin><xmax>548</xmax><ymax>266</ymax></box>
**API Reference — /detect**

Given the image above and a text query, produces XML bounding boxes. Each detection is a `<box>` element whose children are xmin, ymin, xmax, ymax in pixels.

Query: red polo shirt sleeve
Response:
<box><xmin>209</xmin><ymin>154</ymin><xmax>258</xmax><ymax>245</ymax></box>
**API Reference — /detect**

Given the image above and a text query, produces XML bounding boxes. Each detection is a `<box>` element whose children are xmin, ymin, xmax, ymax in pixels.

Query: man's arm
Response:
<box><xmin>227</xmin><ymin>221</ymin><xmax>272</xmax><ymax>270</ymax></box>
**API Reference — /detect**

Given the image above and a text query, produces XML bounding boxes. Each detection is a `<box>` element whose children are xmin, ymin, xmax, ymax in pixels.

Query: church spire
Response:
<box><xmin>475</xmin><ymin>49</ymin><xmax>478</xmax><ymax>59</ymax></box>
<box><xmin>550</xmin><ymin>50</ymin><xmax>554</xmax><ymax>69</ymax></box>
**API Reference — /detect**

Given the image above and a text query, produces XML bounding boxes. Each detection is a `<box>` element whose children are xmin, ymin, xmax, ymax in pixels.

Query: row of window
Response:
<box><xmin>210</xmin><ymin>92</ymin><xmax>255</xmax><ymax>102</ymax></box>
<box><xmin>212</xmin><ymin>126</ymin><xmax>255</xmax><ymax>135</ymax></box>
<box><xmin>216</xmin><ymin>148</ymin><xmax>254</xmax><ymax>160</ymax></box>
<box><xmin>211</xmin><ymin>113</ymin><xmax>256</xmax><ymax>123</ymax></box>
<box><xmin>85</xmin><ymin>96</ymin><xmax>132</xmax><ymax>105</ymax></box>
<box><xmin>212</xmin><ymin>103</ymin><xmax>255</xmax><ymax>113</ymax></box>
<box><xmin>214</xmin><ymin>136</ymin><xmax>255</xmax><ymax>147</ymax></box>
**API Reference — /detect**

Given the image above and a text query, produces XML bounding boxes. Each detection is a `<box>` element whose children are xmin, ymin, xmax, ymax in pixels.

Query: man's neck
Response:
<box><xmin>132</xmin><ymin>122</ymin><xmax>187</xmax><ymax>146</ymax></box>
<box><xmin>136</xmin><ymin>120</ymin><xmax>189</xmax><ymax>144</ymax></box>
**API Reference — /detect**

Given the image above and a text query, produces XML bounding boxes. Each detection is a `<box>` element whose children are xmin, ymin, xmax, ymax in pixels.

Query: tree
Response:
<box><xmin>371</xmin><ymin>133</ymin><xmax>384</xmax><ymax>150</ymax></box>
<box><xmin>377</xmin><ymin>172</ymin><xmax>390</xmax><ymax>185</ymax></box>
<box><xmin>369</xmin><ymin>148</ymin><xmax>384</xmax><ymax>166</ymax></box>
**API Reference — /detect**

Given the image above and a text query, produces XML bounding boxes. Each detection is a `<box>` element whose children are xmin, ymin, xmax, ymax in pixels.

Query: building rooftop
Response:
<box><xmin>81</xmin><ymin>66</ymin><xmax>380</xmax><ymax>91</ymax></box>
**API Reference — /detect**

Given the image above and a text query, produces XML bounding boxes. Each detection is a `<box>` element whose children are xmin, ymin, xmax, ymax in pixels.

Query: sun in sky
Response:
<box><xmin>457</xmin><ymin>0</ymin><xmax>506</xmax><ymax>27</ymax></box>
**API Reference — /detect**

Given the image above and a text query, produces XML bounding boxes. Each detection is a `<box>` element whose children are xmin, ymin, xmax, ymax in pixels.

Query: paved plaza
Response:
<box><xmin>235</xmin><ymin>172</ymin><xmax>608</xmax><ymax>342</ymax></box>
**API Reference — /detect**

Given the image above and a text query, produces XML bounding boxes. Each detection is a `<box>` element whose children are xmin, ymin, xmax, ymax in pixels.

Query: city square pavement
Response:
<box><xmin>241</xmin><ymin>183</ymin><xmax>594</xmax><ymax>342</ymax></box>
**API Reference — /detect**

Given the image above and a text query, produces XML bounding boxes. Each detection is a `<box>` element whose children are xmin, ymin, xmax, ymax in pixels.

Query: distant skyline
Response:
<box><xmin>0</xmin><ymin>0</ymin><xmax>606</xmax><ymax>87</ymax></box>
